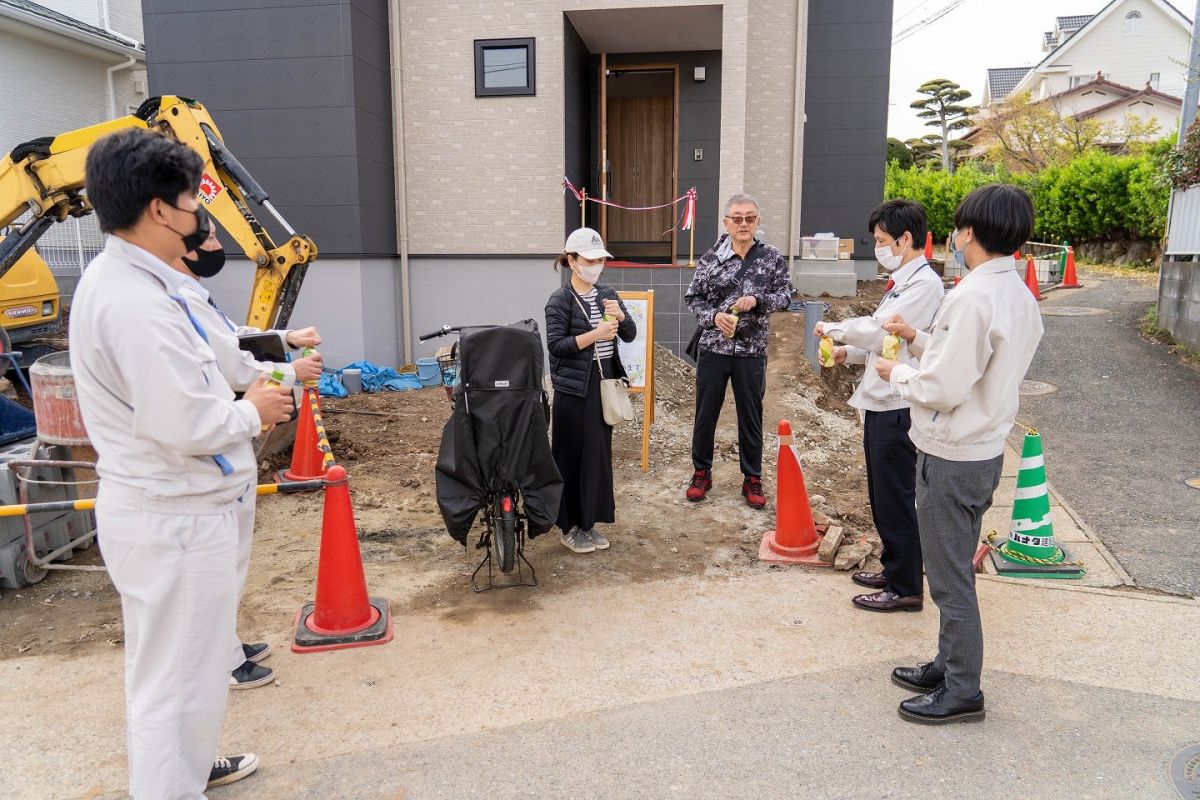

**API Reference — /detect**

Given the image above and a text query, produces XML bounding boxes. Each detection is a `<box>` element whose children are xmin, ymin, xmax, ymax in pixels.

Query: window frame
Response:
<box><xmin>1124</xmin><ymin>10</ymin><xmax>1143</xmax><ymax>36</ymax></box>
<box><xmin>474</xmin><ymin>38</ymin><xmax>536</xmax><ymax>98</ymax></box>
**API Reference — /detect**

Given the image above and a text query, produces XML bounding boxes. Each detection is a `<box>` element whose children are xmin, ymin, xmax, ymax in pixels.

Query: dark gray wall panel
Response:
<box><xmin>145</xmin><ymin>0</ymin><xmax>396</xmax><ymax>257</ymax></box>
<box><xmin>564</xmin><ymin>17</ymin><xmax>592</xmax><ymax>240</ymax></box>
<box><xmin>800</xmin><ymin>0</ymin><xmax>892</xmax><ymax>258</ymax></box>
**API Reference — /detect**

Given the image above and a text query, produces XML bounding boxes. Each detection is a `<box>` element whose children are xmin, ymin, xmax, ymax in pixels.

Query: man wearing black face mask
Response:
<box><xmin>72</xmin><ymin>129</ymin><xmax>294</xmax><ymax>795</ymax></box>
<box><xmin>174</xmin><ymin>228</ymin><xmax>323</xmax><ymax>692</ymax></box>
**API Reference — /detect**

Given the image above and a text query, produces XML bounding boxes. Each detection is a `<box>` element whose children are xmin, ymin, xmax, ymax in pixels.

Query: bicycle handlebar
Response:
<box><xmin>418</xmin><ymin>325</ymin><xmax>463</xmax><ymax>341</ymax></box>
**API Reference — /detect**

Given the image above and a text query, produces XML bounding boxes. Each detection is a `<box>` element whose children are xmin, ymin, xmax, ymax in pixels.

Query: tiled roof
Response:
<box><xmin>1056</xmin><ymin>14</ymin><xmax>1093</xmax><ymax>31</ymax></box>
<box><xmin>987</xmin><ymin>67</ymin><xmax>1032</xmax><ymax>101</ymax></box>
<box><xmin>1043</xmin><ymin>31</ymin><xmax>1058</xmax><ymax>48</ymax></box>
<box><xmin>0</xmin><ymin>0</ymin><xmax>142</xmax><ymax>50</ymax></box>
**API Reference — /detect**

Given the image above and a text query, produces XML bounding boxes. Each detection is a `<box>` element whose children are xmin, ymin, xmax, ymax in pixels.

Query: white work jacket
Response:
<box><xmin>70</xmin><ymin>236</ymin><xmax>261</xmax><ymax>508</ymax></box>
<box><xmin>823</xmin><ymin>257</ymin><xmax>944</xmax><ymax>413</ymax></box>
<box><xmin>889</xmin><ymin>256</ymin><xmax>1044</xmax><ymax>461</ymax></box>
<box><xmin>178</xmin><ymin>276</ymin><xmax>297</xmax><ymax>392</ymax></box>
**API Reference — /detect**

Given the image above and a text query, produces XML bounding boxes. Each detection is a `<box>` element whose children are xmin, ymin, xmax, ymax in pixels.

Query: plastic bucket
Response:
<box><xmin>416</xmin><ymin>357</ymin><xmax>441</xmax><ymax>387</ymax></box>
<box><xmin>30</xmin><ymin>351</ymin><xmax>89</xmax><ymax>445</ymax></box>
<box><xmin>342</xmin><ymin>368</ymin><xmax>362</xmax><ymax>395</ymax></box>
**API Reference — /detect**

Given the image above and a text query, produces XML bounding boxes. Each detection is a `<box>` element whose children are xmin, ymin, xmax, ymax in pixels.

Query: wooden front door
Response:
<box><xmin>600</xmin><ymin>64</ymin><xmax>678</xmax><ymax>261</ymax></box>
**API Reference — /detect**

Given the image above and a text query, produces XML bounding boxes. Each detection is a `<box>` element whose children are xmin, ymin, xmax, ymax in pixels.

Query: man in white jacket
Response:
<box><xmin>875</xmin><ymin>184</ymin><xmax>1043</xmax><ymax>725</ymax></box>
<box><xmin>72</xmin><ymin>129</ymin><xmax>293</xmax><ymax>797</ymax></box>
<box><xmin>815</xmin><ymin>200</ymin><xmax>943</xmax><ymax>613</ymax></box>
<box><xmin>175</xmin><ymin>229</ymin><xmax>324</xmax><ymax>691</ymax></box>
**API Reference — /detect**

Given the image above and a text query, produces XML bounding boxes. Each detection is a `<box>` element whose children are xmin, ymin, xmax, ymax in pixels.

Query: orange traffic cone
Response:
<box><xmin>923</xmin><ymin>231</ymin><xmax>933</xmax><ymax>260</ymax></box>
<box><xmin>1058</xmin><ymin>246</ymin><xmax>1081</xmax><ymax>288</ymax></box>
<box><xmin>281</xmin><ymin>388</ymin><xmax>329</xmax><ymax>481</ymax></box>
<box><xmin>292</xmin><ymin>465</ymin><xmax>393</xmax><ymax>653</ymax></box>
<box><xmin>759</xmin><ymin>420</ymin><xmax>828</xmax><ymax>566</ymax></box>
<box><xmin>953</xmin><ymin>275</ymin><xmax>962</xmax><ymax>286</ymax></box>
<box><xmin>1024</xmin><ymin>255</ymin><xmax>1042</xmax><ymax>300</ymax></box>
<box><xmin>1014</xmin><ymin>249</ymin><xmax>1022</xmax><ymax>261</ymax></box>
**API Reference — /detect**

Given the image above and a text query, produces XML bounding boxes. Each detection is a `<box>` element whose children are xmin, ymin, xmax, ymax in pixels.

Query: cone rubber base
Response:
<box><xmin>291</xmin><ymin>597</ymin><xmax>394</xmax><ymax>653</ymax></box>
<box><xmin>276</xmin><ymin>468</ymin><xmax>327</xmax><ymax>483</ymax></box>
<box><xmin>988</xmin><ymin>545</ymin><xmax>1083</xmax><ymax>580</ymax></box>
<box><xmin>758</xmin><ymin>530</ymin><xmax>829</xmax><ymax>566</ymax></box>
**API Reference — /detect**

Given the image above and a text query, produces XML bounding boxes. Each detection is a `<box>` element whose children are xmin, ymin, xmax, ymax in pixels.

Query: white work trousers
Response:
<box><xmin>229</xmin><ymin>492</ymin><xmax>257</xmax><ymax>671</ymax></box>
<box><xmin>99</xmin><ymin>500</ymin><xmax>239</xmax><ymax>800</ymax></box>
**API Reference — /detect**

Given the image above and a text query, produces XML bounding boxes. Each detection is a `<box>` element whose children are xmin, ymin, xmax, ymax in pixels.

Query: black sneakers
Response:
<box><xmin>230</xmin><ymin>660</ymin><xmax>274</xmax><ymax>689</ymax></box>
<box><xmin>207</xmin><ymin>753</ymin><xmax>259</xmax><ymax>788</ymax></box>
<box><xmin>242</xmin><ymin>641</ymin><xmax>272</xmax><ymax>664</ymax></box>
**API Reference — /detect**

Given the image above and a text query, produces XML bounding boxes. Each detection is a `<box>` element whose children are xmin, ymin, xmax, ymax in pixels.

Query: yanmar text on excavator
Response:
<box><xmin>0</xmin><ymin>94</ymin><xmax>318</xmax><ymax>364</ymax></box>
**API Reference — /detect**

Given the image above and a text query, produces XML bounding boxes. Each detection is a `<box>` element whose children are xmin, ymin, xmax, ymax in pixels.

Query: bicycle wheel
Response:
<box><xmin>493</xmin><ymin>496</ymin><xmax>516</xmax><ymax>574</ymax></box>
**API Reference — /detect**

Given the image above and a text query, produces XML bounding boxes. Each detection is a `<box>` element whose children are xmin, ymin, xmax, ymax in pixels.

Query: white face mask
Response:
<box><xmin>874</xmin><ymin>242</ymin><xmax>905</xmax><ymax>272</ymax></box>
<box><xmin>573</xmin><ymin>261</ymin><xmax>604</xmax><ymax>285</ymax></box>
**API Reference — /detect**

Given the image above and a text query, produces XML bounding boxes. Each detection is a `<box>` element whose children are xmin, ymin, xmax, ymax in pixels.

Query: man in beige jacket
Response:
<box><xmin>875</xmin><ymin>184</ymin><xmax>1043</xmax><ymax>725</ymax></box>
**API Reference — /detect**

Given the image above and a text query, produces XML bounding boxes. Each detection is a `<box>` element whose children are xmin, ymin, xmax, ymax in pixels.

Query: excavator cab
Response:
<box><xmin>0</xmin><ymin>240</ymin><xmax>61</xmax><ymax>365</ymax></box>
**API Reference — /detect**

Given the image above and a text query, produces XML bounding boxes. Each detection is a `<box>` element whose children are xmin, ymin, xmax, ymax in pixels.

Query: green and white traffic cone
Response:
<box><xmin>987</xmin><ymin>430</ymin><xmax>1084</xmax><ymax>579</ymax></box>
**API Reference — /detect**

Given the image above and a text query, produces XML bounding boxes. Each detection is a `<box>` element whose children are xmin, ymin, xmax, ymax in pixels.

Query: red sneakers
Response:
<box><xmin>686</xmin><ymin>469</ymin><xmax>712</xmax><ymax>501</ymax></box>
<box><xmin>742</xmin><ymin>476</ymin><xmax>766</xmax><ymax>509</ymax></box>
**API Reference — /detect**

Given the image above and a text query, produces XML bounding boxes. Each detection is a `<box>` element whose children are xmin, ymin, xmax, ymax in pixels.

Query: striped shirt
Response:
<box><xmin>581</xmin><ymin>288</ymin><xmax>615</xmax><ymax>361</ymax></box>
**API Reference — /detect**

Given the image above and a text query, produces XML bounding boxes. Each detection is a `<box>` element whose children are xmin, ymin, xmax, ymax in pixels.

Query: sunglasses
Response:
<box><xmin>725</xmin><ymin>215</ymin><xmax>758</xmax><ymax>225</ymax></box>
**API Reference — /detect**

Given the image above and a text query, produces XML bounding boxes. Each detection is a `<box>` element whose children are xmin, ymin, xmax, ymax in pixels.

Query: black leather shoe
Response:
<box><xmin>891</xmin><ymin>662</ymin><xmax>943</xmax><ymax>692</ymax></box>
<box><xmin>852</xmin><ymin>571</ymin><xmax>887</xmax><ymax>589</ymax></box>
<box><xmin>898</xmin><ymin>684</ymin><xmax>985</xmax><ymax>725</ymax></box>
<box><xmin>852</xmin><ymin>591</ymin><xmax>923</xmax><ymax>612</ymax></box>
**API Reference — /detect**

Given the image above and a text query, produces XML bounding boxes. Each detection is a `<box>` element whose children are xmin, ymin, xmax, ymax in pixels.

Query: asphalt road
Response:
<box><xmin>1019</xmin><ymin>272</ymin><xmax>1200</xmax><ymax>596</ymax></box>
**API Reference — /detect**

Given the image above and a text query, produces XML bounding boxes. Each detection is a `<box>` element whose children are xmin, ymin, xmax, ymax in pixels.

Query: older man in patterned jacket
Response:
<box><xmin>684</xmin><ymin>194</ymin><xmax>793</xmax><ymax>508</ymax></box>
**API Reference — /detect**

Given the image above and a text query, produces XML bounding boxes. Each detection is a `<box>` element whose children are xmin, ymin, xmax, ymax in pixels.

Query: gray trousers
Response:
<box><xmin>916</xmin><ymin>450</ymin><xmax>1003</xmax><ymax>700</ymax></box>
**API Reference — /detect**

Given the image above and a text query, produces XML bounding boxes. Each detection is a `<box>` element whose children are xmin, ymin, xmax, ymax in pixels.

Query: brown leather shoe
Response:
<box><xmin>852</xmin><ymin>591</ymin><xmax>923</xmax><ymax>612</ymax></box>
<box><xmin>851</xmin><ymin>571</ymin><xmax>887</xmax><ymax>589</ymax></box>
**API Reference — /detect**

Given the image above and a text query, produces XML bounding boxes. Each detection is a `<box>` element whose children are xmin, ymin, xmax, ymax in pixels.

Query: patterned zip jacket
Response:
<box><xmin>685</xmin><ymin>234</ymin><xmax>794</xmax><ymax>357</ymax></box>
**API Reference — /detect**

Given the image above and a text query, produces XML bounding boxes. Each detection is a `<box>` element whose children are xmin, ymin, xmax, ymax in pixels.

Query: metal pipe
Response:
<box><xmin>388</xmin><ymin>0</ymin><xmax>414</xmax><ymax>366</ymax></box>
<box><xmin>1</xmin><ymin>478</ymin><xmax>327</xmax><ymax>517</ymax></box>
<box><xmin>787</xmin><ymin>0</ymin><xmax>808</xmax><ymax>271</ymax></box>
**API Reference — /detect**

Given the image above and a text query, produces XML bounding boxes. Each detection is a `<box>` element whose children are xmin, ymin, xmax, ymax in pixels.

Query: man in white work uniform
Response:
<box><xmin>175</xmin><ymin>229</ymin><xmax>323</xmax><ymax>690</ymax></box>
<box><xmin>815</xmin><ymin>199</ymin><xmax>944</xmax><ymax>613</ymax></box>
<box><xmin>72</xmin><ymin>129</ymin><xmax>293</xmax><ymax>797</ymax></box>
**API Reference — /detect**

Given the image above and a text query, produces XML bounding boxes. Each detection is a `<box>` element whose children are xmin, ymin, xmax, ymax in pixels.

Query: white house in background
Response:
<box><xmin>984</xmin><ymin>0</ymin><xmax>1191</xmax><ymax>107</ymax></box>
<box><xmin>0</xmin><ymin>0</ymin><xmax>147</xmax><ymax>148</ymax></box>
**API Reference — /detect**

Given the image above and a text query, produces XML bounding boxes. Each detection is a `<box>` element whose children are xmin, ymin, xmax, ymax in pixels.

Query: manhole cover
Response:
<box><xmin>1186</xmin><ymin>478</ymin><xmax>1200</xmax><ymax>490</ymax></box>
<box><xmin>1041</xmin><ymin>306</ymin><xmax>1107</xmax><ymax>316</ymax></box>
<box><xmin>1019</xmin><ymin>380</ymin><xmax>1058</xmax><ymax>396</ymax></box>
<box><xmin>1170</xmin><ymin>744</ymin><xmax>1200</xmax><ymax>798</ymax></box>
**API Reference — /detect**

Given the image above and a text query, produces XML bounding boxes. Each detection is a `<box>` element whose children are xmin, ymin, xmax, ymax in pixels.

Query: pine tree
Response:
<box><xmin>911</xmin><ymin>79</ymin><xmax>975</xmax><ymax>173</ymax></box>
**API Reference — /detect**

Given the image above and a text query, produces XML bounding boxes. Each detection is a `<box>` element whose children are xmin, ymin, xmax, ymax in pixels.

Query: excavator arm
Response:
<box><xmin>0</xmin><ymin>95</ymin><xmax>316</xmax><ymax>329</ymax></box>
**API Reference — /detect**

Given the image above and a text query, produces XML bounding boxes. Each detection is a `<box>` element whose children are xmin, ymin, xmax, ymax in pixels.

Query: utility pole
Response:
<box><xmin>1180</xmin><ymin>0</ymin><xmax>1200</xmax><ymax>139</ymax></box>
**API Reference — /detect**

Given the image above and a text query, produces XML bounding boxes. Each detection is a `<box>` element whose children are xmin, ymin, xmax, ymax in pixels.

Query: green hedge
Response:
<box><xmin>884</xmin><ymin>149</ymin><xmax>1170</xmax><ymax>243</ymax></box>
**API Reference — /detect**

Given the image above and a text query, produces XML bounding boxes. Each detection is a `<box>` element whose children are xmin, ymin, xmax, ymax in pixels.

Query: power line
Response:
<box><xmin>892</xmin><ymin>0</ymin><xmax>968</xmax><ymax>44</ymax></box>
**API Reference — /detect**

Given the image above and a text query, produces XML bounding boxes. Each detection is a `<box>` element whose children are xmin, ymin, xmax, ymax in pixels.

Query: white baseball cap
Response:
<box><xmin>564</xmin><ymin>227</ymin><xmax>613</xmax><ymax>260</ymax></box>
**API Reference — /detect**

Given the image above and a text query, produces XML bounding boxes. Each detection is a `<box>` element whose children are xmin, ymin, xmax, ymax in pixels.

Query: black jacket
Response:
<box><xmin>545</xmin><ymin>283</ymin><xmax>637</xmax><ymax>398</ymax></box>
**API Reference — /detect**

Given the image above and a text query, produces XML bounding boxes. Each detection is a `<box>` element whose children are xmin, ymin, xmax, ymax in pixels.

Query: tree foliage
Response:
<box><xmin>886</xmin><ymin>137</ymin><xmax>914</xmax><ymax>169</ymax></box>
<box><xmin>910</xmin><ymin>78</ymin><xmax>975</xmax><ymax>173</ymax></box>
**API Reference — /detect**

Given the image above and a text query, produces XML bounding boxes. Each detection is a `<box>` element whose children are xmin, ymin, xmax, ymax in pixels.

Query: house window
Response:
<box><xmin>1150</xmin><ymin>72</ymin><xmax>1160</xmax><ymax>89</ymax></box>
<box><xmin>474</xmin><ymin>38</ymin><xmax>536</xmax><ymax>97</ymax></box>
<box><xmin>1124</xmin><ymin>10</ymin><xmax>1142</xmax><ymax>36</ymax></box>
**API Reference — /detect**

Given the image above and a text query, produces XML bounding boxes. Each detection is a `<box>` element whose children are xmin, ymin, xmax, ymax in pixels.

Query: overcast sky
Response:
<box><xmin>886</xmin><ymin>0</ymin><xmax>1138</xmax><ymax>141</ymax></box>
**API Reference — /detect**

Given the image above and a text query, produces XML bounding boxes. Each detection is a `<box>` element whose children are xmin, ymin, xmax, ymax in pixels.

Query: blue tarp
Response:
<box><xmin>0</xmin><ymin>395</ymin><xmax>36</xmax><ymax>446</ymax></box>
<box><xmin>318</xmin><ymin>360</ymin><xmax>423</xmax><ymax>397</ymax></box>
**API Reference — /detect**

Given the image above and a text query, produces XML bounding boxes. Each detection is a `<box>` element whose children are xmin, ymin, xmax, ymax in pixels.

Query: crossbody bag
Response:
<box><xmin>570</xmin><ymin>290</ymin><xmax>634</xmax><ymax>426</ymax></box>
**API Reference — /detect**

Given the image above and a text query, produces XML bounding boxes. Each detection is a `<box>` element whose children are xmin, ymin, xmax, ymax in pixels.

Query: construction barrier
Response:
<box><xmin>280</xmin><ymin>387</ymin><xmax>336</xmax><ymax>482</ymax></box>
<box><xmin>758</xmin><ymin>420</ymin><xmax>828</xmax><ymax>566</ymax></box>
<box><xmin>293</xmin><ymin>465</ymin><xmax>393</xmax><ymax>653</ymax></box>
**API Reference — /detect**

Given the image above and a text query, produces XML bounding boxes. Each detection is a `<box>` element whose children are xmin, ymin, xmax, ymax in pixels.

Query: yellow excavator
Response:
<box><xmin>0</xmin><ymin>94</ymin><xmax>317</xmax><ymax>365</ymax></box>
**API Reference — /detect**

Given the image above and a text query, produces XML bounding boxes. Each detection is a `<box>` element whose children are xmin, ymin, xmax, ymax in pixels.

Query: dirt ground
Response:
<box><xmin>0</xmin><ymin>280</ymin><xmax>891</xmax><ymax>660</ymax></box>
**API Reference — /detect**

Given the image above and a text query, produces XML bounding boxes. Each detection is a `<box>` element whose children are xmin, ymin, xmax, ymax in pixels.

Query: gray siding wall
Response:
<box><xmin>800</xmin><ymin>0</ymin><xmax>892</xmax><ymax>258</ymax></box>
<box><xmin>143</xmin><ymin>0</ymin><xmax>397</xmax><ymax>258</ymax></box>
<box><xmin>1159</xmin><ymin>260</ymin><xmax>1200</xmax><ymax>351</ymax></box>
<box><xmin>588</xmin><ymin>265</ymin><xmax>696</xmax><ymax>358</ymax></box>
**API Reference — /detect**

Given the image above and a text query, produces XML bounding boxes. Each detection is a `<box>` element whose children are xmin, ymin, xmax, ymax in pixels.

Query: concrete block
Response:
<box><xmin>791</xmin><ymin>259</ymin><xmax>857</xmax><ymax>298</ymax></box>
<box><xmin>817</xmin><ymin>524</ymin><xmax>844</xmax><ymax>563</ymax></box>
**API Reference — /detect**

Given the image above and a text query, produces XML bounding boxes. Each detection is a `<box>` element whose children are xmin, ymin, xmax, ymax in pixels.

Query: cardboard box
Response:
<box><xmin>838</xmin><ymin>238</ymin><xmax>854</xmax><ymax>260</ymax></box>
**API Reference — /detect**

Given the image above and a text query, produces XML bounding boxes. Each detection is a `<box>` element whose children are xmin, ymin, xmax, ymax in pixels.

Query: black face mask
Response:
<box><xmin>182</xmin><ymin>247</ymin><xmax>226</xmax><ymax>278</ymax></box>
<box><xmin>166</xmin><ymin>203</ymin><xmax>212</xmax><ymax>252</ymax></box>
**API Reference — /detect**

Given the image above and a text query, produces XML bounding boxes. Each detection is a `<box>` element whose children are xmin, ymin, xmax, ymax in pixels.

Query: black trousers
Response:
<box><xmin>691</xmin><ymin>350</ymin><xmax>767</xmax><ymax>478</ymax></box>
<box><xmin>863</xmin><ymin>408</ymin><xmax>923</xmax><ymax>598</ymax></box>
<box><xmin>551</xmin><ymin>360</ymin><xmax>616</xmax><ymax>533</ymax></box>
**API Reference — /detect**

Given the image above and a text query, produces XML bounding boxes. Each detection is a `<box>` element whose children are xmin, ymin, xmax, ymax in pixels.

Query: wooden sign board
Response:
<box><xmin>617</xmin><ymin>290</ymin><xmax>654</xmax><ymax>471</ymax></box>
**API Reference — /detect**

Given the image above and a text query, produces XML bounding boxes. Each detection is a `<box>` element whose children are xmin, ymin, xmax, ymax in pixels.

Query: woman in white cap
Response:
<box><xmin>544</xmin><ymin>228</ymin><xmax>637</xmax><ymax>553</ymax></box>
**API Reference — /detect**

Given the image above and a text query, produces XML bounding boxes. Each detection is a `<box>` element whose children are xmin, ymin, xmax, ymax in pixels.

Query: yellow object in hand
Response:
<box><xmin>819</xmin><ymin>335</ymin><xmax>835</xmax><ymax>368</ymax></box>
<box><xmin>881</xmin><ymin>333</ymin><xmax>902</xmax><ymax>361</ymax></box>
<box><xmin>726</xmin><ymin>306</ymin><xmax>740</xmax><ymax>339</ymax></box>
